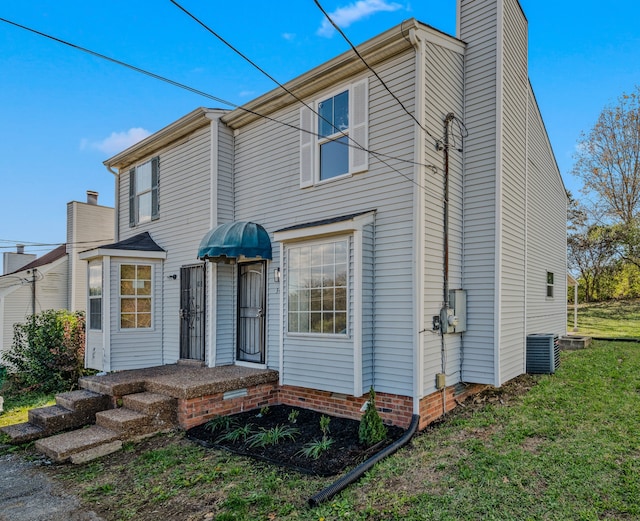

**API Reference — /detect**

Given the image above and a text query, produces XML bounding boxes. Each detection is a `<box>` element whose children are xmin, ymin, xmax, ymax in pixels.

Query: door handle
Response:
<box><xmin>257</xmin><ymin>308</ymin><xmax>264</xmax><ymax>318</ymax></box>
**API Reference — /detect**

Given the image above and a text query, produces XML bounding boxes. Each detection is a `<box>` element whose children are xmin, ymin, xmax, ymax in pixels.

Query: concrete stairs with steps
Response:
<box><xmin>0</xmin><ymin>389</ymin><xmax>111</xmax><ymax>444</ymax></box>
<box><xmin>34</xmin><ymin>392</ymin><xmax>177</xmax><ymax>463</ymax></box>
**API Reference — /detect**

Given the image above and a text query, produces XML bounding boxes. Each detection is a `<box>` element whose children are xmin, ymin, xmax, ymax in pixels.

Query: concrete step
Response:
<box><xmin>35</xmin><ymin>425</ymin><xmax>120</xmax><ymax>463</ymax></box>
<box><xmin>95</xmin><ymin>408</ymin><xmax>157</xmax><ymax>438</ymax></box>
<box><xmin>0</xmin><ymin>422</ymin><xmax>46</xmax><ymax>444</ymax></box>
<box><xmin>56</xmin><ymin>389</ymin><xmax>111</xmax><ymax>415</ymax></box>
<box><xmin>28</xmin><ymin>405</ymin><xmax>81</xmax><ymax>432</ymax></box>
<box><xmin>123</xmin><ymin>392</ymin><xmax>177</xmax><ymax>426</ymax></box>
<box><xmin>79</xmin><ymin>375</ymin><xmax>146</xmax><ymax>397</ymax></box>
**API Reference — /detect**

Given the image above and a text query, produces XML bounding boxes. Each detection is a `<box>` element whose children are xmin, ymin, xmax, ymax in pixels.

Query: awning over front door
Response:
<box><xmin>197</xmin><ymin>222</ymin><xmax>272</xmax><ymax>262</ymax></box>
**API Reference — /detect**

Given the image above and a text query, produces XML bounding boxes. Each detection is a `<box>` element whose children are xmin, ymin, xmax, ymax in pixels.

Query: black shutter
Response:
<box><xmin>151</xmin><ymin>156</ymin><xmax>160</xmax><ymax>221</ymax></box>
<box><xmin>129</xmin><ymin>168</ymin><xmax>136</xmax><ymax>227</ymax></box>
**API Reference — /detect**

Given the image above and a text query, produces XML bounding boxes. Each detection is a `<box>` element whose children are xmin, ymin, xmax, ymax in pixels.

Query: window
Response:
<box><xmin>120</xmin><ymin>264</ymin><xmax>152</xmax><ymax>329</ymax></box>
<box><xmin>88</xmin><ymin>261</ymin><xmax>102</xmax><ymax>330</ymax></box>
<box><xmin>129</xmin><ymin>157</ymin><xmax>159</xmax><ymax>226</ymax></box>
<box><xmin>287</xmin><ymin>239</ymin><xmax>348</xmax><ymax>335</ymax></box>
<box><xmin>546</xmin><ymin>272</ymin><xmax>554</xmax><ymax>298</ymax></box>
<box><xmin>300</xmin><ymin>78</ymin><xmax>368</xmax><ymax>187</ymax></box>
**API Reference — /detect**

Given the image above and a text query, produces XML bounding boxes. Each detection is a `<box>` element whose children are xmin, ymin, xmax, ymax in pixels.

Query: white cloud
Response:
<box><xmin>317</xmin><ymin>0</ymin><xmax>404</xmax><ymax>38</ymax></box>
<box><xmin>282</xmin><ymin>32</ymin><xmax>296</xmax><ymax>41</ymax></box>
<box><xmin>82</xmin><ymin>128</ymin><xmax>151</xmax><ymax>155</ymax></box>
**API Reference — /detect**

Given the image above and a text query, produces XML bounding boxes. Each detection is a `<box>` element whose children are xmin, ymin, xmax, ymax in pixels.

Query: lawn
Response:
<box><xmin>21</xmin><ymin>340</ymin><xmax>638</xmax><ymax>520</ymax></box>
<box><xmin>569</xmin><ymin>298</ymin><xmax>640</xmax><ymax>339</ymax></box>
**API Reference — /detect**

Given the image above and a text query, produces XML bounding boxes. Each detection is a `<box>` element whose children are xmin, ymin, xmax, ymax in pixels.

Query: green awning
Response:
<box><xmin>197</xmin><ymin>222</ymin><xmax>272</xmax><ymax>262</ymax></box>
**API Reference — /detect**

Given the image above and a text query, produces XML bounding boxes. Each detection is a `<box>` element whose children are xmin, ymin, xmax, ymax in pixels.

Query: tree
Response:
<box><xmin>573</xmin><ymin>86</ymin><xmax>640</xmax><ymax>225</ymax></box>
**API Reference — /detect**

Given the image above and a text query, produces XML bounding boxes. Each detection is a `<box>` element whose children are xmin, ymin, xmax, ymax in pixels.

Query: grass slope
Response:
<box><xmin>570</xmin><ymin>298</ymin><xmax>640</xmax><ymax>339</ymax></box>
<box><xmin>36</xmin><ymin>340</ymin><xmax>640</xmax><ymax>520</ymax></box>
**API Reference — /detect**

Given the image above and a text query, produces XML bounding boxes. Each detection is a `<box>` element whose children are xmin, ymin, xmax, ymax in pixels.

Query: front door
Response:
<box><xmin>179</xmin><ymin>264</ymin><xmax>206</xmax><ymax>361</ymax></box>
<box><xmin>237</xmin><ymin>262</ymin><xmax>266</xmax><ymax>364</ymax></box>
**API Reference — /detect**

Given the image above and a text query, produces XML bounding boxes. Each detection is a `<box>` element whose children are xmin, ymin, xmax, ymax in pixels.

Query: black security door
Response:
<box><xmin>237</xmin><ymin>262</ymin><xmax>266</xmax><ymax>364</ymax></box>
<box><xmin>179</xmin><ymin>264</ymin><xmax>206</xmax><ymax>360</ymax></box>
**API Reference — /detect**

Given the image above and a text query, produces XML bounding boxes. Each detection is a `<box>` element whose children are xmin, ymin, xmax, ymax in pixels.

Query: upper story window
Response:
<box><xmin>546</xmin><ymin>271</ymin><xmax>554</xmax><ymax>298</ymax></box>
<box><xmin>88</xmin><ymin>261</ymin><xmax>102</xmax><ymax>330</ymax></box>
<box><xmin>129</xmin><ymin>157</ymin><xmax>159</xmax><ymax>227</ymax></box>
<box><xmin>120</xmin><ymin>264</ymin><xmax>152</xmax><ymax>329</ymax></box>
<box><xmin>300</xmin><ymin>78</ymin><xmax>368</xmax><ymax>188</ymax></box>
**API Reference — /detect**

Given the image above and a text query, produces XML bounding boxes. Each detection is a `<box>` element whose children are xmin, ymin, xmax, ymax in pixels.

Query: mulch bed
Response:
<box><xmin>186</xmin><ymin>405</ymin><xmax>405</xmax><ymax>476</ymax></box>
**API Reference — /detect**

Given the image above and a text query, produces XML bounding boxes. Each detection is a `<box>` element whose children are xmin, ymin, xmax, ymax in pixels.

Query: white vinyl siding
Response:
<box><xmin>234</xmin><ymin>49</ymin><xmax>416</xmax><ymax>397</ymax></box>
<box><xmin>498</xmin><ymin>0</ymin><xmax>529</xmax><ymax>384</ymax></box>
<box><xmin>422</xmin><ymin>38</ymin><xmax>465</xmax><ymax>395</ymax></box>
<box><xmin>460</xmin><ymin>0</ymin><xmax>499</xmax><ymax>384</ymax></box>
<box><xmin>526</xmin><ymin>87</ymin><xmax>567</xmax><ymax>336</ymax></box>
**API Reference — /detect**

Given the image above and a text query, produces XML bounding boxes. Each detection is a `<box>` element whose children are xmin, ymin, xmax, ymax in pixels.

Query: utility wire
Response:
<box><xmin>313</xmin><ymin>0</ymin><xmax>440</xmax><ymax>145</ymax></box>
<box><xmin>0</xmin><ymin>15</ymin><xmax>440</xmax><ymax>194</ymax></box>
<box><xmin>168</xmin><ymin>0</ymin><xmax>440</xmax><ymax>193</ymax></box>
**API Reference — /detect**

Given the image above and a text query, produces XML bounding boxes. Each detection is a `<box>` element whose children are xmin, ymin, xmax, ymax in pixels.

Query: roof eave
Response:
<box><xmin>104</xmin><ymin>107</ymin><xmax>228</xmax><ymax>171</ymax></box>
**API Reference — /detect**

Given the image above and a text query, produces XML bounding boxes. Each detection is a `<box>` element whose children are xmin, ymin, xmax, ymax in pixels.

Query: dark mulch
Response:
<box><xmin>186</xmin><ymin>405</ymin><xmax>405</xmax><ymax>476</ymax></box>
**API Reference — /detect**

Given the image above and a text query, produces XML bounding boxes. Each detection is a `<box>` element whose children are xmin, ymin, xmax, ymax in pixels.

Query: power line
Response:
<box><xmin>168</xmin><ymin>0</ymin><xmax>440</xmax><ymax>194</ymax></box>
<box><xmin>0</xmin><ymin>15</ymin><xmax>441</xmax><ymax>194</ymax></box>
<box><xmin>312</xmin><ymin>0</ymin><xmax>441</xmax><ymax>146</ymax></box>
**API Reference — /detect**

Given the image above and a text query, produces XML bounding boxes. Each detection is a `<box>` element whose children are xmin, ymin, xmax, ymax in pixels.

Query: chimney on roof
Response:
<box><xmin>17</xmin><ymin>244</ymin><xmax>25</xmax><ymax>254</ymax></box>
<box><xmin>86</xmin><ymin>191</ymin><xmax>99</xmax><ymax>205</ymax></box>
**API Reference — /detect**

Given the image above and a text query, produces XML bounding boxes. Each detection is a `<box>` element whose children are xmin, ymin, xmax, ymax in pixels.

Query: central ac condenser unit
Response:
<box><xmin>526</xmin><ymin>334</ymin><xmax>560</xmax><ymax>374</ymax></box>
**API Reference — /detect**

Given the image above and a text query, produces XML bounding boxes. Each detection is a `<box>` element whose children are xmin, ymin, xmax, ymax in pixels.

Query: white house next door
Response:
<box><xmin>237</xmin><ymin>262</ymin><xmax>265</xmax><ymax>364</ymax></box>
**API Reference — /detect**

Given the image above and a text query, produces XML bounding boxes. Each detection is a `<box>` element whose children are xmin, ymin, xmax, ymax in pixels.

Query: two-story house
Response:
<box><xmin>80</xmin><ymin>0</ymin><xmax>567</xmax><ymax>430</ymax></box>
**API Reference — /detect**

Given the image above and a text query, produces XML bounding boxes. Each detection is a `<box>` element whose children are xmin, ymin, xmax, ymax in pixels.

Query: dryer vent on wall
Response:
<box><xmin>526</xmin><ymin>334</ymin><xmax>560</xmax><ymax>374</ymax></box>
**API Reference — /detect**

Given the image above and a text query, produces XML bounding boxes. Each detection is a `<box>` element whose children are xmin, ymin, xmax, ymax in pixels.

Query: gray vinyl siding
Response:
<box><xmin>116</xmin><ymin>124</ymin><xmax>213</xmax><ymax>366</ymax></box>
<box><xmin>217</xmin><ymin>122</ymin><xmax>235</xmax><ymax>223</ymax></box>
<box><xmin>498</xmin><ymin>0</ymin><xmax>528</xmax><ymax>384</ymax></box>
<box><xmin>109</xmin><ymin>258</ymin><xmax>163</xmax><ymax>369</ymax></box>
<box><xmin>361</xmin><ymin>222</ymin><xmax>374</xmax><ymax>392</ymax></box>
<box><xmin>422</xmin><ymin>38</ymin><xmax>465</xmax><ymax>394</ymax></box>
<box><xmin>526</xmin><ymin>87</ymin><xmax>567</xmax><ymax>336</ymax></box>
<box><xmin>214</xmin><ymin>262</ymin><xmax>236</xmax><ymax>366</ymax></box>
<box><xmin>231</xmin><ymin>48</ymin><xmax>418</xmax><ymax>397</ymax></box>
<box><xmin>460</xmin><ymin>0</ymin><xmax>499</xmax><ymax>384</ymax></box>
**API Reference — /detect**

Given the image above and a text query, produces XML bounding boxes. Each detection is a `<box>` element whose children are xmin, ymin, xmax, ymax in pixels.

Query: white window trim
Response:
<box><xmin>88</xmin><ymin>260</ymin><xmax>103</xmax><ymax>331</ymax></box>
<box><xmin>274</xmin><ymin>211</ymin><xmax>374</xmax><ymax>397</ymax></box>
<box><xmin>300</xmin><ymin>78</ymin><xmax>368</xmax><ymax>188</ymax></box>
<box><xmin>546</xmin><ymin>271</ymin><xmax>554</xmax><ymax>299</ymax></box>
<box><xmin>118</xmin><ymin>262</ymin><xmax>155</xmax><ymax>331</ymax></box>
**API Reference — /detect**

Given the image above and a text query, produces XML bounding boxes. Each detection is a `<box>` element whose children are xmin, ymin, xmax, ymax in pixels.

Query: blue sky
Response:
<box><xmin>1</xmin><ymin>0</ymin><xmax>639</xmax><ymax>272</ymax></box>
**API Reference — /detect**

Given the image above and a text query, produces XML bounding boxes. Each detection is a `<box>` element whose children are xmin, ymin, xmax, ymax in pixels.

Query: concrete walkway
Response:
<box><xmin>0</xmin><ymin>452</ymin><xmax>103</xmax><ymax>521</ymax></box>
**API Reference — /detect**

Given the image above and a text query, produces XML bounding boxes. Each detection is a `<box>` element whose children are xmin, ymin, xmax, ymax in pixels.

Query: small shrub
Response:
<box><xmin>257</xmin><ymin>405</ymin><xmax>270</xmax><ymax>417</ymax></box>
<box><xmin>217</xmin><ymin>424</ymin><xmax>254</xmax><ymax>443</ymax></box>
<box><xmin>359</xmin><ymin>387</ymin><xmax>387</xmax><ymax>446</ymax></box>
<box><xmin>297</xmin><ymin>437</ymin><xmax>335</xmax><ymax>460</ymax></box>
<box><xmin>204</xmin><ymin>415</ymin><xmax>237</xmax><ymax>433</ymax></box>
<box><xmin>1</xmin><ymin>310</ymin><xmax>88</xmax><ymax>394</ymax></box>
<box><xmin>247</xmin><ymin>425</ymin><xmax>299</xmax><ymax>448</ymax></box>
<box><xmin>319</xmin><ymin>415</ymin><xmax>331</xmax><ymax>436</ymax></box>
<box><xmin>287</xmin><ymin>409</ymin><xmax>299</xmax><ymax>423</ymax></box>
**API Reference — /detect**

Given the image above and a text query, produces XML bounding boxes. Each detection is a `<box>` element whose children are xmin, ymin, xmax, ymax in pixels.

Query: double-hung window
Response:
<box><xmin>88</xmin><ymin>261</ymin><xmax>102</xmax><ymax>330</ymax></box>
<box><xmin>120</xmin><ymin>264</ymin><xmax>152</xmax><ymax>329</ymax></box>
<box><xmin>300</xmin><ymin>78</ymin><xmax>368</xmax><ymax>187</ymax></box>
<box><xmin>287</xmin><ymin>239</ymin><xmax>348</xmax><ymax>335</ymax></box>
<box><xmin>129</xmin><ymin>157</ymin><xmax>159</xmax><ymax>226</ymax></box>
<box><xmin>546</xmin><ymin>272</ymin><xmax>554</xmax><ymax>298</ymax></box>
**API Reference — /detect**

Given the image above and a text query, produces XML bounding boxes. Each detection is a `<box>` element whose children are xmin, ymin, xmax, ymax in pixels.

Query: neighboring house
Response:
<box><xmin>0</xmin><ymin>192</ymin><xmax>114</xmax><ymax>358</ymax></box>
<box><xmin>80</xmin><ymin>0</ymin><xmax>567</xmax><ymax>429</ymax></box>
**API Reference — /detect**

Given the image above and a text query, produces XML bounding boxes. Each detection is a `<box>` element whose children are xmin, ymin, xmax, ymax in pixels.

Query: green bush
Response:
<box><xmin>358</xmin><ymin>387</ymin><xmax>387</xmax><ymax>446</ymax></box>
<box><xmin>1</xmin><ymin>310</ymin><xmax>87</xmax><ymax>394</ymax></box>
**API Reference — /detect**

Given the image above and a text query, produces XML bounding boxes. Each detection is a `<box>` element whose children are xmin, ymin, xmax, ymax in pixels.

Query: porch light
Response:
<box><xmin>274</xmin><ymin>267</ymin><xmax>281</xmax><ymax>283</ymax></box>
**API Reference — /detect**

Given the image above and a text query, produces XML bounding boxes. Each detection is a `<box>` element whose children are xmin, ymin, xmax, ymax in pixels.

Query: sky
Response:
<box><xmin>1</xmin><ymin>0</ymin><xmax>639</xmax><ymax>272</ymax></box>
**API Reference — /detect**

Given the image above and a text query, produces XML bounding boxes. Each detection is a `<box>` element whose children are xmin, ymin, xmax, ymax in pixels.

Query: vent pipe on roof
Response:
<box><xmin>17</xmin><ymin>244</ymin><xmax>25</xmax><ymax>254</ymax></box>
<box><xmin>86</xmin><ymin>191</ymin><xmax>99</xmax><ymax>205</ymax></box>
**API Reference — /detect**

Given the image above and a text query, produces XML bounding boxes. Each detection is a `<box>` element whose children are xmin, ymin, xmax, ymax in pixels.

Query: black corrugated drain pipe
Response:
<box><xmin>308</xmin><ymin>414</ymin><xmax>420</xmax><ymax>507</ymax></box>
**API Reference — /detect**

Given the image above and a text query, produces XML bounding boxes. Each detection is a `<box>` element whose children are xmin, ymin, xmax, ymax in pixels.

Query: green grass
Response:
<box><xmin>42</xmin><ymin>340</ymin><xmax>640</xmax><ymax>520</ymax></box>
<box><xmin>569</xmin><ymin>298</ymin><xmax>640</xmax><ymax>338</ymax></box>
<box><xmin>0</xmin><ymin>391</ymin><xmax>56</xmax><ymax>430</ymax></box>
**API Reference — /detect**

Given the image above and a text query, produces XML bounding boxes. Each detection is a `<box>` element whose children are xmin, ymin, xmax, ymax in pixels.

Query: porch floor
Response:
<box><xmin>80</xmin><ymin>363</ymin><xmax>279</xmax><ymax>400</ymax></box>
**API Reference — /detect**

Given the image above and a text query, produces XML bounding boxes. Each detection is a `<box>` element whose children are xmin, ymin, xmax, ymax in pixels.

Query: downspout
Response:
<box><xmin>408</xmin><ymin>24</ymin><xmax>426</xmax><ymax>418</ymax></box>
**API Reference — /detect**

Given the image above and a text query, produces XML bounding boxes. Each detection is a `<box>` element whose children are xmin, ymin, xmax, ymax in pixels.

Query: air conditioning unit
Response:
<box><xmin>526</xmin><ymin>334</ymin><xmax>560</xmax><ymax>374</ymax></box>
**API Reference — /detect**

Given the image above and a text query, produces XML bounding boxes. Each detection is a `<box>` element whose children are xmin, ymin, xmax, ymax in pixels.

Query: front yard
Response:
<box><xmin>3</xmin><ymin>339</ymin><xmax>637</xmax><ymax>520</ymax></box>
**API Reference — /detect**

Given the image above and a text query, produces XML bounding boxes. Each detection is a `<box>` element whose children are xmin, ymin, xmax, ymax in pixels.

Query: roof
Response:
<box><xmin>274</xmin><ymin>211</ymin><xmax>375</xmax><ymax>233</ymax></box>
<box><xmin>3</xmin><ymin>244</ymin><xmax>67</xmax><ymax>276</ymax></box>
<box><xmin>95</xmin><ymin>232</ymin><xmax>165</xmax><ymax>252</ymax></box>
